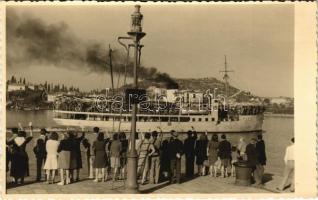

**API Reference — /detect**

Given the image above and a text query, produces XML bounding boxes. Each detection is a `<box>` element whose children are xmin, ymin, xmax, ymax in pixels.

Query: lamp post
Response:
<box><xmin>125</xmin><ymin>5</ymin><xmax>146</xmax><ymax>193</ymax></box>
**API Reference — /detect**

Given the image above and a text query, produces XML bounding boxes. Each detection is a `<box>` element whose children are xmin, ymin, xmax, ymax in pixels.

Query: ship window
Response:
<box><xmin>128</xmin><ymin>117</ymin><xmax>131</xmax><ymax>121</ymax></box>
<box><xmin>192</xmin><ymin>118</ymin><xmax>195</xmax><ymax>122</ymax></box>
<box><xmin>198</xmin><ymin>118</ymin><xmax>202</xmax><ymax>122</ymax></box>
<box><xmin>171</xmin><ymin>117</ymin><xmax>178</xmax><ymax>122</ymax></box>
<box><xmin>161</xmin><ymin>117</ymin><xmax>169</xmax><ymax>122</ymax></box>
<box><xmin>212</xmin><ymin>118</ymin><xmax>215</xmax><ymax>121</ymax></box>
<box><xmin>180</xmin><ymin>117</ymin><xmax>190</xmax><ymax>122</ymax></box>
<box><xmin>205</xmin><ymin>118</ymin><xmax>208</xmax><ymax>121</ymax></box>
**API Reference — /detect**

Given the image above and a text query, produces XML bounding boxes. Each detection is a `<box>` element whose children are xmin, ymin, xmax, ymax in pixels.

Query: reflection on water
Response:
<box><xmin>6</xmin><ymin>110</ymin><xmax>293</xmax><ymax>175</ymax></box>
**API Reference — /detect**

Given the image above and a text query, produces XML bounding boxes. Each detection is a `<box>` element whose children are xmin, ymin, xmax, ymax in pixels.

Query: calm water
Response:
<box><xmin>6</xmin><ymin>110</ymin><xmax>293</xmax><ymax>175</ymax></box>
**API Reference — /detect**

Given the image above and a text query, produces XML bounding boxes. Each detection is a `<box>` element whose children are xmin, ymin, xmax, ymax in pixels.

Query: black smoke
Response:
<box><xmin>7</xmin><ymin>9</ymin><xmax>179</xmax><ymax>89</ymax></box>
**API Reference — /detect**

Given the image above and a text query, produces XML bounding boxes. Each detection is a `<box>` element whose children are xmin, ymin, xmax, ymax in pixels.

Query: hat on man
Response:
<box><xmin>40</xmin><ymin>128</ymin><xmax>48</xmax><ymax>135</ymax></box>
<box><xmin>171</xmin><ymin>130</ymin><xmax>178</xmax><ymax>137</ymax></box>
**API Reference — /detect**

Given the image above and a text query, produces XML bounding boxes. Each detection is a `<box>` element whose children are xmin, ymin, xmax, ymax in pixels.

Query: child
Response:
<box><xmin>43</xmin><ymin>132</ymin><xmax>59</xmax><ymax>184</ymax></box>
<box><xmin>231</xmin><ymin>146</ymin><xmax>238</xmax><ymax>177</ymax></box>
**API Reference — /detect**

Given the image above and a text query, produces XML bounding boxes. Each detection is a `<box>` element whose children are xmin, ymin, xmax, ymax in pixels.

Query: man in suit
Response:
<box><xmin>33</xmin><ymin>128</ymin><xmax>48</xmax><ymax>181</ymax></box>
<box><xmin>183</xmin><ymin>130</ymin><xmax>196</xmax><ymax>179</ymax></box>
<box><xmin>246</xmin><ymin>138</ymin><xmax>262</xmax><ymax>186</ymax></box>
<box><xmin>168</xmin><ymin>130</ymin><xmax>183</xmax><ymax>184</ymax></box>
<box><xmin>218</xmin><ymin>134</ymin><xmax>231</xmax><ymax>177</ymax></box>
<box><xmin>256</xmin><ymin>134</ymin><xmax>267</xmax><ymax>184</ymax></box>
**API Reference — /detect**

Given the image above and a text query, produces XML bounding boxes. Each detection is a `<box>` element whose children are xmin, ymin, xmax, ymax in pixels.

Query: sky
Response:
<box><xmin>7</xmin><ymin>3</ymin><xmax>294</xmax><ymax>97</ymax></box>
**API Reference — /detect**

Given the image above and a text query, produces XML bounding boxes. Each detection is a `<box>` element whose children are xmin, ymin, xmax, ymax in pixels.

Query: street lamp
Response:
<box><xmin>120</xmin><ymin>5</ymin><xmax>146</xmax><ymax>193</ymax></box>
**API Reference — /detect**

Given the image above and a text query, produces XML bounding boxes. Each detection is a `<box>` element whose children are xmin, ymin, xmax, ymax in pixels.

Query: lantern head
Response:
<box><xmin>130</xmin><ymin>5</ymin><xmax>143</xmax><ymax>33</ymax></box>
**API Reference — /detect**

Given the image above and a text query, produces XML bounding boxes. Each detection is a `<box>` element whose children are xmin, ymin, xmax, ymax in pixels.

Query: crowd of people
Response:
<box><xmin>6</xmin><ymin>125</ymin><xmax>293</xmax><ymax>192</ymax></box>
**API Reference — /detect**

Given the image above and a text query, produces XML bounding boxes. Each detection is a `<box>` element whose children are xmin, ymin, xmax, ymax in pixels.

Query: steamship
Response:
<box><xmin>52</xmin><ymin>98</ymin><xmax>264</xmax><ymax>133</ymax></box>
<box><xmin>52</xmin><ymin>59</ymin><xmax>264</xmax><ymax>134</ymax></box>
<box><xmin>52</xmin><ymin>5</ymin><xmax>264</xmax><ymax>134</ymax></box>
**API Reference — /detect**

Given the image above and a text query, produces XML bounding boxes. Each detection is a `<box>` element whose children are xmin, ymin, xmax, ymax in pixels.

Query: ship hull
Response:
<box><xmin>53</xmin><ymin>114</ymin><xmax>263</xmax><ymax>133</ymax></box>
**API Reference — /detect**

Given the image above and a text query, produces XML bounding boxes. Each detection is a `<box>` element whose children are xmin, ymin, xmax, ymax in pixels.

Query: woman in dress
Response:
<box><xmin>119</xmin><ymin>132</ymin><xmax>128</xmax><ymax>179</ymax></box>
<box><xmin>92</xmin><ymin>132</ymin><xmax>109</xmax><ymax>182</ymax></box>
<box><xmin>43</xmin><ymin>132</ymin><xmax>59</xmax><ymax>184</ymax></box>
<box><xmin>57</xmin><ymin>132</ymin><xmax>72</xmax><ymax>185</ymax></box>
<box><xmin>7</xmin><ymin>129</ymin><xmax>33</xmax><ymax>184</ymax></box>
<box><xmin>109</xmin><ymin>133</ymin><xmax>122</xmax><ymax>181</ymax></box>
<box><xmin>195</xmin><ymin>133</ymin><xmax>208</xmax><ymax>176</ymax></box>
<box><xmin>207</xmin><ymin>134</ymin><xmax>219</xmax><ymax>177</ymax></box>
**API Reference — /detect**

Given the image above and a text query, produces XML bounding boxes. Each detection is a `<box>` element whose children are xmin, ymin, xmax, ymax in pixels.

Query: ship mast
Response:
<box><xmin>219</xmin><ymin>55</ymin><xmax>234</xmax><ymax>98</ymax></box>
<box><xmin>108</xmin><ymin>44</ymin><xmax>114</xmax><ymax>96</ymax></box>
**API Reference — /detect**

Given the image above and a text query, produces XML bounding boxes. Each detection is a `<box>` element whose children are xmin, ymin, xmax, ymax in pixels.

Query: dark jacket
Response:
<box><xmin>256</xmin><ymin>140</ymin><xmax>266</xmax><ymax>165</ymax></box>
<box><xmin>245</xmin><ymin>143</ymin><xmax>259</xmax><ymax>167</ymax></box>
<box><xmin>167</xmin><ymin>138</ymin><xmax>183</xmax><ymax>159</ymax></box>
<box><xmin>57</xmin><ymin>139</ymin><xmax>73</xmax><ymax>152</ymax></box>
<box><xmin>33</xmin><ymin>137</ymin><xmax>46</xmax><ymax>158</ymax></box>
<box><xmin>218</xmin><ymin>140</ymin><xmax>231</xmax><ymax>159</ymax></box>
<box><xmin>195</xmin><ymin>139</ymin><xmax>208</xmax><ymax>165</ymax></box>
<box><xmin>183</xmin><ymin>137</ymin><xmax>196</xmax><ymax>157</ymax></box>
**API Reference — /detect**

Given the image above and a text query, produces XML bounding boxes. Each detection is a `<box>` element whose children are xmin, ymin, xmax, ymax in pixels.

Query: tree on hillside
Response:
<box><xmin>19</xmin><ymin>77</ymin><xmax>22</xmax><ymax>84</ymax></box>
<box><xmin>10</xmin><ymin>76</ymin><xmax>16</xmax><ymax>84</ymax></box>
<box><xmin>23</xmin><ymin>78</ymin><xmax>26</xmax><ymax>85</ymax></box>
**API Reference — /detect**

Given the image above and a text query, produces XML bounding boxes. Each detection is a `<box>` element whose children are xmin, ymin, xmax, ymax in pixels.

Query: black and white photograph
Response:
<box><xmin>3</xmin><ymin>2</ymin><xmax>316</xmax><ymax>196</ymax></box>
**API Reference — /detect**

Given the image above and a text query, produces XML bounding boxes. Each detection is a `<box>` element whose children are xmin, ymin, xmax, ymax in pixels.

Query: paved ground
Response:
<box><xmin>6</xmin><ymin>172</ymin><xmax>291</xmax><ymax>194</ymax></box>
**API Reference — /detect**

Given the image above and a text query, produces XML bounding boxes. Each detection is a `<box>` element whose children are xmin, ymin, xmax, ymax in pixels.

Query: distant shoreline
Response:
<box><xmin>264</xmin><ymin>113</ymin><xmax>294</xmax><ymax>118</ymax></box>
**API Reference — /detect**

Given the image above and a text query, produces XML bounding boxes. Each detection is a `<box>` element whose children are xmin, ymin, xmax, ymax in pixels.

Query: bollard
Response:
<box><xmin>233</xmin><ymin>160</ymin><xmax>252</xmax><ymax>186</ymax></box>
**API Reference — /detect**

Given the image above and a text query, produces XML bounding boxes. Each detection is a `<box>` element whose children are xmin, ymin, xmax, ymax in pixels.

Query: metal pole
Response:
<box><xmin>126</xmin><ymin>39</ymin><xmax>139</xmax><ymax>193</ymax></box>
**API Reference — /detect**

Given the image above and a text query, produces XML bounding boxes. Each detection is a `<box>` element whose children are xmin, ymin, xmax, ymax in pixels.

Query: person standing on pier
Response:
<box><xmin>70</xmin><ymin>131</ymin><xmax>85</xmax><ymax>182</ymax></box>
<box><xmin>149</xmin><ymin>131</ymin><xmax>162</xmax><ymax>184</ymax></box>
<box><xmin>86</xmin><ymin>127</ymin><xmax>100</xmax><ymax>179</ymax></box>
<box><xmin>33</xmin><ymin>128</ymin><xmax>48</xmax><ymax>182</ymax></box>
<box><xmin>57</xmin><ymin>132</ymin><xmax>72</xmax><ymax>185</ymax></box>
<box><xmin>7</xmin><ymin>125</ymin><xmax>33</xmax><ymax>184</ymax></box>
<box><xmin>218</xmin><ymin>134</ymin><xmax>231</xmax><ymax>178</ymax></box>
<box><xmin>6</xmin><ymin>128</ymin><xmax>18</xmax><ymax>173</ymax></box>
<box><xmin>119</xmin><ymin>132</ymin><xmax>128</xmax><ymax>180</ymax></box>
<box><xmin>246</xmin><ymin>138</ymin><xmax>262</xmax><ymax>186</ymax></box>
<box><xmin>183</xmin><ymin>130</ymin><xmax>196</xmax><ymax>179</ymax></box>
<box><xmin>43</xmin><ymin>132</ymin><xmax>59</xmax><ymax>184</ymax></box>
<box><xmin>277</xmin><ymin>137</ymin><xmax>294</xmax><ymax>192</ymax></box>
<box><xmin>195</xmin><ymin>133</ymin><xmax>208</xmax><ymax>176</ymax></box>
<box><xmin>168</xmin><ymin>130</ymin><xmax>183</xmax><ymax>184</ymax></box>
<box><xmin>137</xmin><ymin>132</ymin><xmax>155</xmax><ymax>184</ymax></box>
<box><xmin>109</xmin><ymin>133</ymin><xmax>122</xmax><ymax>181</ymax></box>
<box><xmin>92</xmin><ymin>132</ymin><xmax>109</xmax><ymax>182</ymax></box>
<box><xmin>207</xmin><ymin>134</ymin><xmax>219</xmax><ymax>177</ymax></box>
<box><xmin>256</xmin><ymin>134</ymin><xmax>267</xmax><ymax>184</ymax></box>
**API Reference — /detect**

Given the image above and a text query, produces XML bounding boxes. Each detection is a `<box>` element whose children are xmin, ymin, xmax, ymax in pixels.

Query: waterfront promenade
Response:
<box><xmin>7</xmin><ymin>172</ymin><xmax>285</xmax><ymax>194</ymax></box>
<box><xmin>6</xmin><ymin>142</ymin><xmax>289</xmax><ymax>194</ymax></box>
